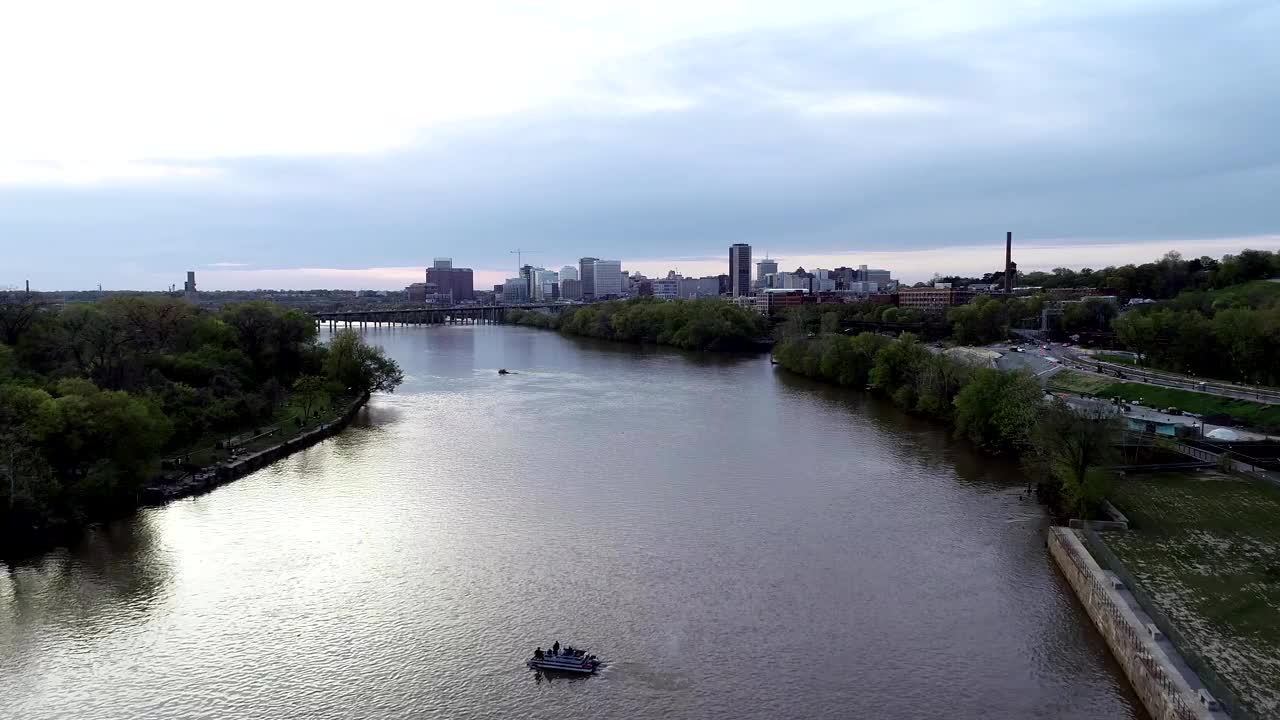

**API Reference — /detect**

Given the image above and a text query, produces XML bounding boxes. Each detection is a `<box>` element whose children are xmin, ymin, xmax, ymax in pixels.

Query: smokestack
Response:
<box><xmin>1004</xmin><ymin>231</ymin><xmax>1013</xmax><ymax>293</ymax></box>
<box><xmin>25</xmin><ymin>279</ymin><xmax>30</xmax><ymax>295</ymax></box>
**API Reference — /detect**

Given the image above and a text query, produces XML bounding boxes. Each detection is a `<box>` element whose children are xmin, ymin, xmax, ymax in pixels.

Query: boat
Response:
<box><xmin>527</xmin><ymin>645</ymin><xmax>602</xmax><ymax>674</ymax></box>
<box><xmin>498</xmin><ymin>369</ymin><xmax>510</xmax><ymax>375</ymax></box>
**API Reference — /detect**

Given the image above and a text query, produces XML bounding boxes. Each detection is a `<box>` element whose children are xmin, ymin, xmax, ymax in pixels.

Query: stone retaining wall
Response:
<box><xmin>142</xmin><ymin>392</ymin><xmax>370</xmax><ymax>504</ymax></box>
<box><xmin>1048</xmin><ymin>527</ymin><xmax>1219</xmax><ymax>720</ymax></box>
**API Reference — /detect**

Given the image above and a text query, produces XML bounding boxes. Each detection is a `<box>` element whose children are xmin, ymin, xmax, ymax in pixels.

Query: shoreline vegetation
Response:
<box><xmin>0</xmin><ymin>296</ymin><xmax>403</xmax><ymax>559</ymax></box>
<box><xmin>504</xmin><ymin>298</ymin><xmax>769</xmax><ymax>352</ymax></box>
<box><xmin>772</xmin><ymin>328</ymin><xmax>1118</xmax><ymax>518</ymax></box>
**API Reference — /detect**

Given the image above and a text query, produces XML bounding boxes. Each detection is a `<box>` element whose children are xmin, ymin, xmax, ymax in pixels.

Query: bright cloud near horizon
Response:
<box><xmin>2</xmin><ymin>0</ymin><xmax>1279</xmax><ymax>290</ymax></box>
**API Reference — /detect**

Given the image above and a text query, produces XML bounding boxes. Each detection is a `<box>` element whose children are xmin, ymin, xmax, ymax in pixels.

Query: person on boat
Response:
<box><xmin>535</xmin><ymin>647</ymin><xmax>544</xmax><ymax>660</ymax></box>
<box><xmin>552</xmin><ymin>641</ymin><xmax>560</xmax><ymax>655</ymax></box>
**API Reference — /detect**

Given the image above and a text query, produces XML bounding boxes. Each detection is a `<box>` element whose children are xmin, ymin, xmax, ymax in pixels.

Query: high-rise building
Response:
<box><xmin>592</xmin><ymin>260</ymin><xmax>623</xmax><ymax>298</ymax></box>
<box><xmin>560</xmin><ymin>278</ymin><xmax>583</xmax><ymax>300</ymax></box>
<box><xmin>560</xmin><ymin>265</ymin><xmax>579</xmax><ymax>282</ymax></box>
<box><xmin>425</xmin><ymin>259</ymin><xmax>475</xmax><ymax>301</ymax></box>
<box><xmin>696</xmin><ymin>276</ymin><xmax>722</xmax><ymax>297</ymax></box>
<box><xmin>729</xmin><ymin>244</ymin><xmax>752</xmax><ymax>297</ymax></box>
<box><xmin>502</xmin><ymin>278</ymin><xmax>529</xmax><ymax>303</ymax></box>
<box><xmin>653</xmin><ymin>277</ymin><xmax>680</xmax><ymax>299</ymax></box>
<box><xmin>519</xmin><ymin>265</ymin><xmax>536</xmax><ymax>297</ymax></box>
<box><xmin>532</xmin><ymin>269</ymin><xmax>559</xmax><ymax>300</ymax></box>
<box><xmin>856</xmin><ymin>265</ymin><xmax>892</xmax><ymax>288</ymax></box>
<box><xmin>579</xmin><ymin>257</ymin><xmax>598</xmax><ymax>300</ymax></box>
<box><xmin>183</xmin><ymin>271</ymin><xmax>197</xmax><ymax>296</ymax></box>
<box><xmin>678</xmin><ymin>277</ymin><xmax>700</xmax><ymax>298</ymax></box>
<box><xmin>755</xmin><ymin>258</ymin><xmax>778</xmax><ymax>289</ymax></box>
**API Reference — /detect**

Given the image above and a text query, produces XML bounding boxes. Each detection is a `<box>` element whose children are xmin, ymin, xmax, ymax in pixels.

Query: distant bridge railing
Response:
<box><xmin>311</xmin><ymin>303</ymin><xmax>572</xmax><ymax>327</ymax></box>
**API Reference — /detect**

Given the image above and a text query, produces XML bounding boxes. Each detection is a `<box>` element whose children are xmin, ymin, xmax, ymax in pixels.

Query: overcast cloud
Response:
<box><xmin>2</xmin><ymin>0</ymin><xmax>1278</xmax><ymax>289</ymax></box>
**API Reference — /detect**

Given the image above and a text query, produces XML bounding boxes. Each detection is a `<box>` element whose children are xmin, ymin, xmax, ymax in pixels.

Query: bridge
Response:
<box><xmin>311</xmin><ymin>303</ymin><xmax>568</xmax><ymax>328</ymax></box>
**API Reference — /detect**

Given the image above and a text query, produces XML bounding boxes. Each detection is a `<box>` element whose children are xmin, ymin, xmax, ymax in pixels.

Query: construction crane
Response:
<box><xmin>510</xmin><ymin>248</ymin><xmax>542</xmax><ymax>272</ymax></box>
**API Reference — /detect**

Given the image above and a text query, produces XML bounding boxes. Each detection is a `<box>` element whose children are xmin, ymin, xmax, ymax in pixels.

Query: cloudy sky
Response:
<box><xmin>2</xmin><ymin>0</ymin><xmax>1278</xmax><ymax>290</ymax></box>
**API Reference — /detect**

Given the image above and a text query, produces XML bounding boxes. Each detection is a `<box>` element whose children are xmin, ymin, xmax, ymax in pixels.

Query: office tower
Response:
<box><xmin>579</xmin><ymin>257</ymin><xmax>598</xmax><ymax>300</ymax></box>
<box><xmin>729</xmin><ymin>244</ymin><xmax>752</xmax><ymax>297</ymax></box>
<box><xmin>502</xmin><ymin>278</ymin><xmax>529</xmax><ymax>303</ymax></box>
<box><xmin>755</xmin><ymin>258</ymin><xmax>777</xmax><ymax>289</ymax></box>
<box><xmin>560</xmin><ymin>265</ymin><xmax>579</xmax><ymax>282</ymax></box>
<box><xmin>560</xmin><ymin>278</ymin><xmax>583</xmax><ymax>300</ymax></box>
<box><xmin>592</xmin><ymin>260</ymin><xmax>622</xmax><ymax>298</ymax></box>
<box><xmin>425</xmin><ymin>259</ymin><xmax>475</xmax><ymax>301</ymax></box>
<box><xmin>532</xmin><ymin>269</ymin><xmax>559</xmax><ymax>300</ymax></box>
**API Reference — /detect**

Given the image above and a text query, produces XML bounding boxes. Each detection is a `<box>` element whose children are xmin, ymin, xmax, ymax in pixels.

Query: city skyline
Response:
<box><xmin>4</xmin><ymin>1</ymin><xmax>1279</xmax><ymax>290</ymax></box>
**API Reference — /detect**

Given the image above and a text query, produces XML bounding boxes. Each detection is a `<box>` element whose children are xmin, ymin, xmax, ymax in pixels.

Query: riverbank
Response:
<box><xmin>1048</xmin><ymin>527</ymin><xmax>1231</xmax><ymax>720</ymax></box>
<box><xmin>1</xmin><ymin>393</ymin><xmax>370</xmax><ymax>561</ymax></box>
<box><xmin>141</xmin><ymin>392</ymin><xmax>370</xmax><ymax>505</ymax></box>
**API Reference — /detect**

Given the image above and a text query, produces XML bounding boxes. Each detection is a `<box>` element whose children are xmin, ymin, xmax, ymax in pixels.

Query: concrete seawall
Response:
<box><xmin>1048</xmin><ymin>527</ymin><xmax>1227</xmax><ymax>720</ymax></box>
<box><xmin>142</xmin><ymin>392</ymin><xmax>371</xmax><ymax>505</ymax></box>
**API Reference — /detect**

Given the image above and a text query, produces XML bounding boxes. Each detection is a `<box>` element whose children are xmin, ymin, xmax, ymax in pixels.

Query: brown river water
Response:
<box><xmin>1</xmin><ymin>325</ymin><xmax>1145</xmax><ymax>719</ymax></box>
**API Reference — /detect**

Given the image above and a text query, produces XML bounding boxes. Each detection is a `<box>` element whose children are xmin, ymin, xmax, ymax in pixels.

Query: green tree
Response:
<box><xmin>915</xmin><ymin>353</ymin><xmax>974</xmax><ymax>420</ymax></box>
<box><xmin>35</xmin><ymin>379</ymin><xmax>172</xmax><ymax>502</ymax></box>
<box><xmin>869</xmin><ymin>333</ymin><xmax>931</xmax><ymax>408</ymax></box>
<box><xmin>1113</xmin><ymin>312</ymin><xmax>1157</xmax><ymax>363</ymax></box>
<box><xmin>325</xmin><ymin>329</ymin><xmax>405</xmax><ymax>394</ymax></box>
<box><xmin>0</xmin><ymin>383</ymin><xmax>55</xmax><ymax>509</ymax></box>
<box><xmin>952</xmin><ymin>369</ymin><xmax>1043</xmax><ymax>451</ymax></box>
<box><xmin>292</xmin><ymin>374</ymin><xmax>329</xmax><ymax>421</ymax></box>
<box><xmin>1028</xmin><ymin>400</ymin><xmax>1119</xmax><ymax>518</ymax></box>
<box><xmin>819</xmin><ymin>311</ymin><xmax>841</xmax><ymax>335</ymax></box>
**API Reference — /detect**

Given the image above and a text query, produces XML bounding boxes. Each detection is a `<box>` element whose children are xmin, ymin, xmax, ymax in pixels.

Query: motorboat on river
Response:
<box><xmin>527</xmin><ymin>643</ymin><xmax>602</xmax><ymax>674</ymax></box>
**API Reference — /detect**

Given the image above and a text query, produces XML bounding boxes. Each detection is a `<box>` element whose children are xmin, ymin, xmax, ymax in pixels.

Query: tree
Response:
<box><xmin>1113</xmin><ymin>312</ymin><xmax>1157</xmax><ymax>363</ymax></box>
<box><xmin>0</xmin><ymin>384</ymin><xmax>55</xmax><ymax>509</ymax></box>
<box><xmin>0</xmin><ymin>291</ymin><xmax>42</xmax><ymax>346</ymax></box>
<box><xmin>34</xmin><ymin>379</ymin><xmax>172</xmax><ymax>502</ymax></box>
<box><xmin>869</xmin><ymin>333</ymin><xmax>931</xmax><ymax>408</ymax></box>
<box><xmin>819</xmin><ymin>312</ymin><xmax>841</xmax><ymax>335</ymax></box>
<box><xmin>952</xmin><ymin>369</ymin><xmax>1043</xmax><ymax>451</ymax></box>
<box><xmin>915</xmin><ymin>353</ymin><xmax>974</xmax><ymax>420</ymax></box>
<box><xmin>325</xmin><ymin>329</ymin><xmax>405</xmax><ymax>395</ymax></box>
<box><xmin>292</xmin><ymin>374</ymin><xmax>328</xmax><ymax>421</ymax></box>
<box><xmin>1028</xmin><ymin>400</ymin><xmax>1119</xmax><ymax>518</ymax></box>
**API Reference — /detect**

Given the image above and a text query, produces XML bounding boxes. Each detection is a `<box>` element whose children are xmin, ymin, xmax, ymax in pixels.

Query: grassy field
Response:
<box><xmin>1047</xmin><ymin>369</ymin><xmax>1113</xmax><ymax>395</ymax></box>
<box><xmin>1092</xmin><ymin>383</ymin><xmax>1280</xmax><ymax>431</ymax></box>
<box><xmin>1204</xmin><ymin>279</ymin><xmax>1280</xmax><ymax>308</ymax></box>
<box><xmin>1107</xmin><ymin>471</ymin><xmax>1280</xmax><ymax>718</ymax></box>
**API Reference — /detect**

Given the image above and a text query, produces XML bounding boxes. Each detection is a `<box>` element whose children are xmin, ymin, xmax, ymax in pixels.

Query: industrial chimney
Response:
<box><xmin>1004</xmin><ymin>231</ymin><xmax>1013</xmax><ymax>294</ymax></box>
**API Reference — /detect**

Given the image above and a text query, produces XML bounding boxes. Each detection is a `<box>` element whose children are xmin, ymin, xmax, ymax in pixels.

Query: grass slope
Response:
<box><xmin>1107</xmin><ymin>471</ymin><xmax>1280</xmax><ymax>717</ymax></box>
<box><xmin>1047</xmin><ymin>369</ymin><xmax>1112</xmax><ymax>395</ymax></box>
<box><xmin>1093</xmin><ymin>383</ymin><xmax>1280</xmax><ymax>431</ymax></box>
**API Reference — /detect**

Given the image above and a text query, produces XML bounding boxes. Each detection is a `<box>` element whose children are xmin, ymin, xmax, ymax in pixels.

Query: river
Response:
<box><xmin>1</xmin><ymin>325</ymin><xmax>1145</xmax><ymax>719</ymax></box>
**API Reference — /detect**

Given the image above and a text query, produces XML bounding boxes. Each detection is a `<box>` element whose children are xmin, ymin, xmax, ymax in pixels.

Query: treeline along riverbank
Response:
<box><xmin>504</xmin><ymin>297</ymin><xmax>768</xmax><ymax>352</ymax></box>
<box><xmin>773</xmin><ymin>330</ymin><xmax>1118</xmax><ymax>518</ymax></box>
<box><xmin>0</xmin><ymin>294</ymin><xmax>403</xmax><ymax>558</ymax></box>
